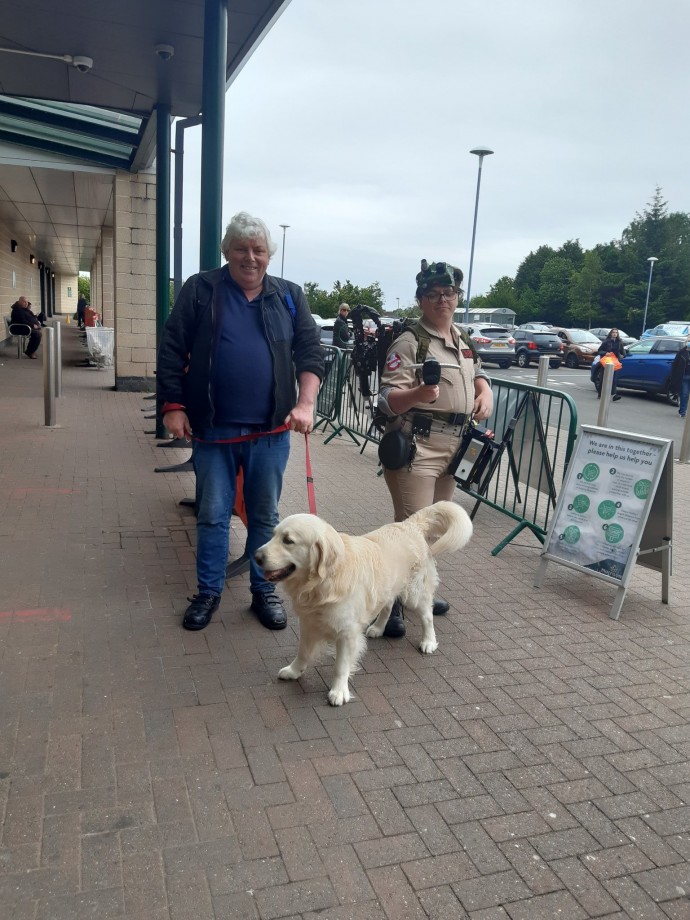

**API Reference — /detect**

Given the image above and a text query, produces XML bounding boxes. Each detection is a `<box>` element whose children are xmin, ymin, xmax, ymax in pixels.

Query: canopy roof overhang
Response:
<box><xmin>0</xmin><ymin>0</ymin><xmax>290</xmax><ymax>272</ymax></box>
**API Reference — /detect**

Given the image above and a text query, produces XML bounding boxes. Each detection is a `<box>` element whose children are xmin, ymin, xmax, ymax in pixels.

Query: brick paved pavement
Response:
<box><xmin>1</xmin><ymin>322</ymin><xmax>690</xmax><ymax>920</ymax></box>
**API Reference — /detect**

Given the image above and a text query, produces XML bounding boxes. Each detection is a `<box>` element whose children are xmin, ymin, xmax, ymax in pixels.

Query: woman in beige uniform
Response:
<box><xmin>378</xmin><ymin>260</ymin><xmax>493</xmax><ymax>637</ymax></box>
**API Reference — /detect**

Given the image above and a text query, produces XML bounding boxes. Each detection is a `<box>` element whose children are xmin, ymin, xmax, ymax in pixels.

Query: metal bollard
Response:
<box><xmin>43</xmin><ymin>326</ymin><xmax>56</xmax><ymax>426</ymax></box>
<box><xmin>54</xmin><ymin>319</ymin><xmax>62</xmax><ymax>397</ymax></box>
<box><xmin>597</xmin><ymin>362</ymin><xmax>614</xmax><ymax>428</ymax></box>
<box><xmin>679</xmin><ymin>412</ymin><xmax>690</xmax><ymax>463</ymax></box>
<box><xmin>536</xmin><ymin>355</ymin><xmax>550</xmax><ymax>387</ymax></box>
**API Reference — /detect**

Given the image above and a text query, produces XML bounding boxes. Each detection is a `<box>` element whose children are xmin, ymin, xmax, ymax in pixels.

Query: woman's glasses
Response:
<box><xmin>423</xmin><ymin>288</ymin><xmax>459</xmax><ymax>304</ymax></box>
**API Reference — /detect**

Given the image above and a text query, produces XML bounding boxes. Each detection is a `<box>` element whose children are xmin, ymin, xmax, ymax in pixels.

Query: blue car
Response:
<box><xmin>591</xmin><ymin>336</ymin><xmax>685</xmax><ymax>404</ymax></box>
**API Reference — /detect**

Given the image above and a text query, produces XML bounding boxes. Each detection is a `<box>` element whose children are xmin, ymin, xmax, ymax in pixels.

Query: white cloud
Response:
<box><xmin>179</xmin><ymin>0</ymin><xmax>690</xmax><ymax>311</ymax></box>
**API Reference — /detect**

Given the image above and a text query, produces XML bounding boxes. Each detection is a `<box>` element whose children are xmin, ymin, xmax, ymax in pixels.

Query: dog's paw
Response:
<box><xmin>278</xmin><ymin>665</ymin><xmax>299</xmax><ymax>680</ymax></box>
<box><xmin>327</xmin><ymin>686</ymin><xmax>351</xmax><ymax>706</ymax></box>
<box><xmin>365</xmin><ymin>624</ymin><xmax>384</xmax><ymax>639</ymax></box>
<box><xmin>419</xmin><ymin>638</ymin><xmax>438</xmax><ymax>655</ymax></box>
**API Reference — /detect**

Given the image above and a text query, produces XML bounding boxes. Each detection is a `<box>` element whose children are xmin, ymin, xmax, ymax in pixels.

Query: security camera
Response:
<box><xmin>72</xmin><ymin>56</ymin><xmax>93</xmax><ymax>73</ymax></box>
<box><xmin>154</xmin><ymin>44</ymin><xmax>174</xmax><ymax>62</ymax></box>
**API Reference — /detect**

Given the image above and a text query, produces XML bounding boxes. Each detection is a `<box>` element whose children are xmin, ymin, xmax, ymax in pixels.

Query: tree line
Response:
<box><xmin>465</xmin><ymin>188</ymin><xmax>690</xmax><ymax>334</ymax></box>
<box><xmin>302</xmin><ymin>189</ymin><xmax>690</xmax><ymax>333</ymax></box>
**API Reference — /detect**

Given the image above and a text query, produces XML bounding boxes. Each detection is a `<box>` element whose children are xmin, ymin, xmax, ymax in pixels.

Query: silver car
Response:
<box><xmin>458</xmin><ymin>323</ymin><xmax>516</xmax><ymax>368</ymax></box>
<box><xmin>590</xmin><ymin>327</ymin><xmax>639</xmax><ymax>349</ymax></box>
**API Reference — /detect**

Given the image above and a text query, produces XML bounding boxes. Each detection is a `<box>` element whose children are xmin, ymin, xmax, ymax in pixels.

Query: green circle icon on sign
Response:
<box><xmin>604</xmin><ymin>523</ymin><xmax>624</xmax><ymax>544</ymax></box>
<box><xmin>582</xmin><ymin>463</ymin><xmax>600</xmax><ymax>482</ymax></box>
<box><xmin>598</xmin><ymin>500</ymin><xmax>617</xmax><ymax>520</ymax></box>
<box><xmin>572</xmin><ymin>494</ymin><xmax>590</xmax><ymax>514</ymax></box>
<box><xmin>563</xmin><ymin>525</ymin><xmax>581</xmax><ymax>544</ymax></box>
<box><xmin>634</xmin><ymin>479</ymin><xmax>651</xmax><ymax>499</ymax></box>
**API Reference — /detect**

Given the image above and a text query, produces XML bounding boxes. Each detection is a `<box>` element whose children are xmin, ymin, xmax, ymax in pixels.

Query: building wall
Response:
<box><xmin>56</xmin><ymin>273</ymin><xmax>78</xmax><ymax>314</ymax></box>
<box><xmin>113</xmin><ymin>169</ymin><xmax>156</xmax><ymax>390</ymax></box>
<box><xmin>0</xmin><ymin>225</ymin><xmax>43</xmax><ymax>332</ymax></box>
<box><xmin>101</xmin><ymin>227</ymin><xmax>114</xmax><ymax>327</ymax></box>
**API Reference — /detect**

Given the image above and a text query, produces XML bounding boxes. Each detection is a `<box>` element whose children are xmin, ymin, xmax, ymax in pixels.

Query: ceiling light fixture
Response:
<box><xmin>10</xmin><ymin>239</ymin><xmax>18</xmax><ymax>252</ymax></box>
<box><xmin>30</xmin><ymin>254</ymin><xmax>35</xmax><ymax>264</ymax></box>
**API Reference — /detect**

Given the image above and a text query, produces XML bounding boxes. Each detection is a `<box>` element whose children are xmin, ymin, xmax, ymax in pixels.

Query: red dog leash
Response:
<box><xmin>192</xmin><ymin>426</ymin><xmax>317</xmax><ymax>514</ymax></box>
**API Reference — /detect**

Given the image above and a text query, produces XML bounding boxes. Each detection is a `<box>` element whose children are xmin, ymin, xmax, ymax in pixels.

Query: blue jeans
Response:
<box><xmin>680</xmin><ymin>377</ymin><xmax>690</xmax><ymax>416</ymax></box>
<box><xmin>192</xmin><ymin>427</ymin><xmax>290</xmax><ymax>596</ymax></box>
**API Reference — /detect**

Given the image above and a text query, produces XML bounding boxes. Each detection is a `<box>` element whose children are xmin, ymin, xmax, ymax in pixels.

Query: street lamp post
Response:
<box><xmin>641</xmin><ymin>256</ymin><xmax>658</xmax><ymax>336</ymax></box>
<box><xmin>464</xmin><ymin>147</ymin><xmax>494</xmax><ymax>322</ymax></box>
<box><xmin>396</xmin><ymin>297</ymin><xmax>400</xmax><ymax>312</ymax></box>
<box><xmin>279</xmin><ymin>224</ymin><xmax>290</xmax><ymax>278</ymax></box>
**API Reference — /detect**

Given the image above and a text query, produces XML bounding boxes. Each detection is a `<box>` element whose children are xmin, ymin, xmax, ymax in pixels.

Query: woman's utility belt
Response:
<box><xmin>378</xmin><ymin>411</ymin><xmax>469</xmax><ymax>471</ymax></box>
<box><xmin>401</xmin><ymin>411</ymin><xmax>468</xmax><ymax>438</ymax></box>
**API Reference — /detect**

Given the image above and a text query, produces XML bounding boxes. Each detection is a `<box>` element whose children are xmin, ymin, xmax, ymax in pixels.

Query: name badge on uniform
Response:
<box><xmin>461</xmin><ymin>348</ymin><xmax>473</xmax><ymax>359</ymax></box>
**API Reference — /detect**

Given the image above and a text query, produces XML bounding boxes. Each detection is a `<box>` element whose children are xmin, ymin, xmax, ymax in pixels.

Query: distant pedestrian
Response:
<box><xmin>76</xmin><ymin>295</ymin><xmax>88</xmax><ymax>329</ymax></box>
<box><xmin>596</xmin><ymin>328</ymin><xmax>624</xmax><ymax>401</ymax></box>
<box><xmin>670</xmin><ymin>336</ymin><xmax>690</xmax><ymax>418</ymax></box>
<box><xmin>333</xmin><ymin>303</ymin><xmax>352</xmax><ymax>348</ymax></box>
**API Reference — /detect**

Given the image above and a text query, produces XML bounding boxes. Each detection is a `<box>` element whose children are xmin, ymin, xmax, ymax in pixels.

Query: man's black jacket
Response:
<box><xmin>156</xmin><ymin>267</ymin><xmax>324</xmax><ymax>431</ymax></box>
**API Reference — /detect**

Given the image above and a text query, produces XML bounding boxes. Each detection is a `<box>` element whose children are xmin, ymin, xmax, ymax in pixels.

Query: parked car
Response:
<box><xmin>590</xmin><ymin>327</ymin><xmax>638</xmax><ymax>349</ymax></box>
<box><xmin>641</xmin><ymin>322</ymin><xmax>690</xmax><ymax>339</ymax></box>
<box><xmin>458</xmin><ymin>323</ymin><xmax>516</xmax><ymax>368</ymax></box>
<box><xmin>551</xmin><ymin>327</ymin><xmax>602</xmax><ymax>368</ymax></box>
<box><xmin>311</xmin><ymin>314</ymin><xmax>336</xmax><ymax>346</ymax></box>
<box><xmin>319</xmin><ymin>323</ymin><xmax>335</xmax><ymax>346</ymax></box>
<box><xmin>518</xmin><ymin>321</ymin><xmax>553</xmax><ymax>331</ymax></box>
<box><xmin>512</xmin><ymin>329</ymin><xmax>564</xmax><ymax>368</ymax></box>
<box><xmin>590</xmin><ymin>335</ymin><xmax>685</xmax><ymax>403</ymax></box>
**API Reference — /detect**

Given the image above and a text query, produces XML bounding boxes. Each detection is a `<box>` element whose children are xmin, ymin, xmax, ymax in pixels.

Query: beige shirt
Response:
<box><xmin>380</xmin><ymin>320</ymin><xmax>486</xmax><ymax>418</ymax></box>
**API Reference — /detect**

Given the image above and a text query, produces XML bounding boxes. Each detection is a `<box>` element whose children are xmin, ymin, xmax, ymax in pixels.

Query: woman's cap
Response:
<box><xmin>416</xmin><ymin>259</ymin><xmax>463</xmax><ymax>293</ymax></box>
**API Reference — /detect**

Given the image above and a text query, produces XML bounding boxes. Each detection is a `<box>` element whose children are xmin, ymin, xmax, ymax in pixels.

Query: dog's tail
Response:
<box><xmin>407</xmin><ymin>500</ymin><xmax>473</xmax><ymax>557</ymax></box>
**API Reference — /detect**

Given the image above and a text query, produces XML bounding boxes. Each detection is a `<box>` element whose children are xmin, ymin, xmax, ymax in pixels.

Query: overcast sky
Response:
<box><xmin>179</xmin><ymin>0</ymin><xmax>689</xmax><ymax>311</ymax></box>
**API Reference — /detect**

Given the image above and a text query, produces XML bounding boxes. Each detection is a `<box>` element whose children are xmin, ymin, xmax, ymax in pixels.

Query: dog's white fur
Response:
<box><xmin>255</xmin><ymin>501</ymin><xmax>472</xmax><ymax>706</ymax></box>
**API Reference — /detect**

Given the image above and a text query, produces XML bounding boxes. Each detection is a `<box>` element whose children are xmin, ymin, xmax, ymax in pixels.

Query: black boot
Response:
<box><xmin>384</xmin><ymin>598</ymin><xmax>405</xmax><ymax>638</ymax></box>
<box><xmin>432</xmin><ymin>598</ymin><xmax>450</xmax><ymax>616</ymax></box>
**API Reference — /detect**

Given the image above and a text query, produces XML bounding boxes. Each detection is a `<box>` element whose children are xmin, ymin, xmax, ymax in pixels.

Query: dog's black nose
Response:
<box><xmin>254</xmin><ymin>550</ymin><xmax>264</xmax><ymax>566</ymax></box>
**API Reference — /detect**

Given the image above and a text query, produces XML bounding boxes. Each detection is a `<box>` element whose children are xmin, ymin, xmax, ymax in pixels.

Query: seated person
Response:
<box><xmin>10</xmin><ymin>296</ymin><xmax>42</xmax><ymax>359</ymax></box>
<box><xmin>27</xmin><ymin>301</ymin><xmax>46</xmax><ymax>326</ymax></box>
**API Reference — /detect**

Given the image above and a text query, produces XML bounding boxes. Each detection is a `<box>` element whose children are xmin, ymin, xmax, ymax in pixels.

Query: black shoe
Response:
<box><xmin>251</xmin><ymin>591</ymin><xmax>287</xmax><ymax>630</ymax></box>
<box><xmin>24</xmin><ymin>351</ymin><xmax>38</xmax><ymax>360</ymax></box>
<box><xmin>612</xmin><ymin>394</ymin><xmax>622</xmax><ymax>401</ymax></box>
<box><xmin>384</xmin><ymin>599</ymin><xmax>406</xmax><ymax>638</ymax></box>
<box><xmin>183</xmin><ymin>593</ymin><xmax>220</xmax><ymax>630</ymax></box>
<box><xmin>432</xmin><ymin>598</ymin><xmax>450</xmax><ymax>616</ymax></box>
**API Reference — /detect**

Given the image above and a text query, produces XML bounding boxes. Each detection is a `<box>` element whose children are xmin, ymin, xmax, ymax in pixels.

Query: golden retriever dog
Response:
<box><xmin>254</xmin><ymin>501</ymin><xmax>472</xmax><ymax>706</ymax></box>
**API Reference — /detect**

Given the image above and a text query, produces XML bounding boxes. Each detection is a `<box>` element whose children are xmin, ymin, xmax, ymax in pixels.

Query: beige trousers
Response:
<box><xmin>383</xmin><ymin>433</ymin><xmax>458</xmax><ymax>522</ymax></box>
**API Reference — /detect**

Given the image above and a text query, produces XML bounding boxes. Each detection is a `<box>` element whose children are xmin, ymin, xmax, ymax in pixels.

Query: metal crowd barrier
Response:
<box><xmin>315</xmin><ymin>354</ymin><xmax>578</xmax><ymax>554</ymax></box>
<box><xmin>464</xmin><ymin>377</ymin><xmax>578</xmax><ymax>554</ymax></box>
<box><xmin>316</xmin><ymin>348</ymin><xmax>383</xmax><ymax>451</ymax></box>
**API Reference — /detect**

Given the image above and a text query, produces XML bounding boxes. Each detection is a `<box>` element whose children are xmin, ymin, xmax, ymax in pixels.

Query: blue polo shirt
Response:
<box><xmin>211</xmin><ymin>273</ymin><xmax>274</xmax><ymax>426</ymax></box>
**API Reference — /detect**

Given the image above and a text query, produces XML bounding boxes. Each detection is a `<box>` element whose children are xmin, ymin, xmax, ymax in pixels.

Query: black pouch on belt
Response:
<box><xmin>378</xmin><ymin>429</ymin><xmax>414</xmax><ymax>470</ymax></box>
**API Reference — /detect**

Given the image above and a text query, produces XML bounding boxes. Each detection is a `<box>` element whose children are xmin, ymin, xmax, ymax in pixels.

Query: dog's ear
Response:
<box><xmin>312</xmin><ymin>525</ymin><xmax>345</xmax><ymax>581</ymax></box>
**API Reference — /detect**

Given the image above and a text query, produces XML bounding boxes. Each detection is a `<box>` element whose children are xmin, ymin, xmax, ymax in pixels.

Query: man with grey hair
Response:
<box><xmin>157</xmin><ymin>211</ymin><xmax>324</xmax><ymax>631</ymax></box>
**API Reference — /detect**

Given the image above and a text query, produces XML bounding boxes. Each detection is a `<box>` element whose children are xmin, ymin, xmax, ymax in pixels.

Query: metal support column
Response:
<box><xmin>45</xmin><ymin>266</ymin><xmax>52</xmax><ymax>317</ymax></box>
<box><xmin>173</xmin><ymin>116</ymin><xmax>202</xmax><ymax>299</ymax></box>
<box><xmin>155</xmin><ymin>103</ymin><xmax>172</xmax><ymax>440</ymax></box>
<box><xmin>39</xmin><ymin>263</ymin><xmax>46</xmax><ymax>316</ymax></box>
<box><xmin>199</xmin><ymin>0</ymin><xmax>228</xmax><ymax>271</ymax></box>
<box><xmin>43</xmin><ymin>326</ymin><xmax>56</xmax><ymax>426</ymax></box>
<box><xmin>54</xmin><ymin>319</ymin><xmax>62</xmax><ymax>397</ymax></box>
